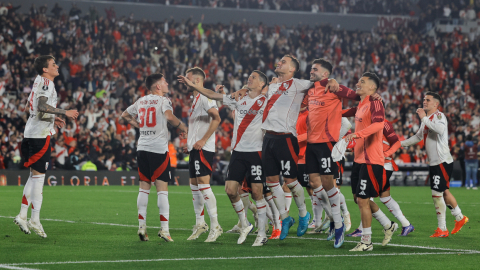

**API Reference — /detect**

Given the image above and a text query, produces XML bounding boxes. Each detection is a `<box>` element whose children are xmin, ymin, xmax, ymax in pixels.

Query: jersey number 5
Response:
<box><xmin>138</xmin><ymin>107</ymin><xmax>156</xmax><ymax>128</ymax></box>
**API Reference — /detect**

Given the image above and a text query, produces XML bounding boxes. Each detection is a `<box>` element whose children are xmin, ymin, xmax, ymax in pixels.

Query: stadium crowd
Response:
<box><xmin>0</xmin><ymin>3</ymin><xmax>479</xmax><ymax>185</ymax></box>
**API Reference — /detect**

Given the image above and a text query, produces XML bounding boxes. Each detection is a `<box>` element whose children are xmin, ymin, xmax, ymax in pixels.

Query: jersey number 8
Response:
<box><xmin>138</xmin><ymin>107</ymin><xmax>156</xmax><ymax>128</ymax></box>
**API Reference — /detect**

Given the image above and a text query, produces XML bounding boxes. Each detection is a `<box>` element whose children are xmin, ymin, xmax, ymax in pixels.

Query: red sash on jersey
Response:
<box><xmin>190</xmin><ymin>94</ymin><xmax>201</xmax><ymax>117</ymax></box>
<box><xmin>233</xmin><ymin>96</ymin><xmax>266</xmax><ymax>149</ymax></box>
<box><xmin>262</xmin><ymin>79</ymin><xmax>293</xmax><ymax>122</ymax></box>
<box><xmin>423</xmin><ymin>113</ymin><xmax>436</xmax><ymax>142</ymax></box>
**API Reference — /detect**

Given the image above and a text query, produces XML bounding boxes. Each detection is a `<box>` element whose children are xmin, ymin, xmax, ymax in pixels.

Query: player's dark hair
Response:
<box><xmin>362</xmin><ymin>72</ymin><xmax>380</xmax><ymax>91</ymax></box>
<box><xmin>253</xmin><ymin>70</ymin><xmax>268</xmax><ymax>89</ymax></box>
<box><xmin>186</xmin><ymin>67</ymin><xmax>206</xmax><ymax>80</ymax></box>
<box><xmin>312</xmin><ymin>58</ymin><xmax>333</xmax><ymax>75</ymax></box>
<box><xmin>284</xmin><ymin>54</ymin><xmax>300</xmax><ymax>74</ymax></box>
<box><xmin>34</xmin><ymin>55</ymin><xmax>55</xmax><ymax>75</ymax></box>
<box><xmin>145</xmin><ymin>73</ymin><xmax>164</xmax><ymax>90</ymax></box>
<box><xmin>425</xmin><ymin>91</ymin><xmax>443</xmax><ymax>106</ymax></box>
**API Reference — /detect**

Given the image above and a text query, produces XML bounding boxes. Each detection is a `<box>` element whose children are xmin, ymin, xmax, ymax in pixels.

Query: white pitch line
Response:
<box><xmin>3</xmin><ymin>251</ymin><xmax>478</xmax><ymax>267</ymax></box>
<box><xmin>3</xmin><ymin>216</ymin><xmax>479</xmax><ymax>254</ymax></box>
<box><xmin>0</xmin><ymin>265</ymin><xmax>40</xmax><ymax>270</ymax></box>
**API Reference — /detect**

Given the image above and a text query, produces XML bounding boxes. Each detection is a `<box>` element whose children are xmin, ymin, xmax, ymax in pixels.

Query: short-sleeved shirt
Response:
<box><xmin>126</xmin><ymin>94</ymin><xmax>172</xmax><ymax>154</ymax></box>
<box><xmin>353</xmin><ymin>96</ymin><xmax>385</xmax><ymax>166</ymax></box>
<box><xmin>222</xmin><ymin>94</ymin><xmax>267</xmax><ymax>152</ymax></box>
<box><xmin>187</xmin><ymin>93</ymin><xmax>218</xmax><ymax>152</ymax></box>
<box><xmin>262</xmin><ymin>78</ymin><xmax>312</xmax><ymax>136</ymax></box>
<box><xmin>24</xmin><ymin>76</ymin><xmax>58</xmax><ymax>138</ymax></box>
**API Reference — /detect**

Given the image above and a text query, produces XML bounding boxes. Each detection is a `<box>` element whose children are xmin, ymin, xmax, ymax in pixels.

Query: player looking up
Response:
<box><xmin>401</xmin><ymin>92</ymin><xmax>468</xmax><ymax>237</ymax></box>
<box><xmin>14</xmin><ymin>55</ymin><xmax>79</xmax><ymax>238</ymax></box>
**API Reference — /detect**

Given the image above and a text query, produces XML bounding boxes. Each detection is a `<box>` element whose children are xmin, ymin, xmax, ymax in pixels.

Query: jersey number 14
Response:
<box><xmin>138</xmin><ymin>107</ymin><xmax>156</xmax><ymax>128</ymax></box>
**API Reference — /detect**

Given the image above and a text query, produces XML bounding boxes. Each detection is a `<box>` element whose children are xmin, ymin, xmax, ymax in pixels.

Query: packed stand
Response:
<box><xmin>0</xmin><ymin>3</ymin><xmax>479</xmax><ymax>173</ymax></box>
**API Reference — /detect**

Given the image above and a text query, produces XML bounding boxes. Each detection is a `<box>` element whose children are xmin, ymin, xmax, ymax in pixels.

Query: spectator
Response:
<box><xmin>464</xmin><ymin>135</ymin><xmax>479</xmax><ymax>189</ymax></box>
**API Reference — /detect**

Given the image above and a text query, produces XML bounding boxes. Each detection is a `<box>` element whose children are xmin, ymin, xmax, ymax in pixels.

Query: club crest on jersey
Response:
<box><xmin>437</xmin><ymin>115</ymin><xmax>442</xmax><ymax>119</ymax></box>
<box><xmin>257</xmin><ymin>100</ymin><xmax>263</xmax><ymax>106</ymax></box>
<box><xmin>42</xmin><ymin>85</ymin><xmax>48</xmax><ymax>90</ymax></box>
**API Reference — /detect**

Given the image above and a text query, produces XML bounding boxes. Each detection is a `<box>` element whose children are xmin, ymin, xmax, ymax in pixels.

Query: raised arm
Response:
<box><xmin>121</xmin><ymin>110</ymin><xmax>140</xmax><ymax>129</ymax></box>
<box><xmin>177</xmin><ymin>75</ymin><xmax>224</xmax><ymax>101</ymax></box>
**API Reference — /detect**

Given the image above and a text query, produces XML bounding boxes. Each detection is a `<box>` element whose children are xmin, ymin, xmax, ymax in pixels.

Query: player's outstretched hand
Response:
<box><xmin>215</xmin><ymin>84</ymin><xmax>225</xmax><ymax>94</ymax></box>
<box><xmin>193</xmin><ymin>139</ymin><xmax>206</xmax><ymax>150</ymax></box>
<box><xmin>232</xmin><ymin>88</ymin><xmax>248</xmax><ymax>101</ymax></box>
<box><xmin>54</xmin><ymin>117</ymin><xmax>66</xmax><ymax>129</ymax></box>
<box><xmin>270</xmin><ymin>77</ymin><xmax>278</xmax><ymax>84</ymax></box>
<box><xmin>416</xmin><ymin>108</ymin><xmax>426</xmax><ymax>119</ymax></box>
<box><xmin>371</xmin><ymin>93</ymin><xmax>383</xmax><ymax>101</ymax></box>
<box><xmin>177</xmin><ymin>75</ymin><xmax>196</xmax><ymax>89</ymax></box>
<box><xmin>344</xmin><ymin>133</ymin><xmax>357</xmax><ymax>142</ymax></box>
<box><xmin>326</xmin><ymin>78</ymin><xmax>339</xmax><ymax>93</ymax></box>
<box><xmin>66</xmin><ymin>110</ymin><xmax>79</xmax><ymax>120</ymax></box>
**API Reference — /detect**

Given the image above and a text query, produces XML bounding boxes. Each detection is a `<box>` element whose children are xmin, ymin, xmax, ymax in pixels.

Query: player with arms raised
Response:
<box><xmin>179</xmin><ymin>70</ymin><xmax>270</xmax><ymax>246</ymax></box>
<box><xmin>14</xmin><ymin>55</ymin><xmax>79</xmax><ymax>238</ymax></box>
<box><xmin>401</xmin><ymin>92</ymin><xmax>468</xmax><ymax>237</ymax></box>
<box><xmin>122</xmin><ymin>73</ymin><xmax>187</xmax><ymax>242</ymax></box>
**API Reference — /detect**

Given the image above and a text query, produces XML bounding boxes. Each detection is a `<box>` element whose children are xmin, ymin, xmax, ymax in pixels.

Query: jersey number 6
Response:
<box><xmin>138</xmin><ymin>107</ymin><xmax>156</xmax><ymax>128</ymax></box>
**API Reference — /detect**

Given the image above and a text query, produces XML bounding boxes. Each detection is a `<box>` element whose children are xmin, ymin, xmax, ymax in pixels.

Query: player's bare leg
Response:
<box><xmin>379</xmin><ymin>190</ymin><xmax>413</xmax><ymax>236</ymax></box>
<box><xmin>225</xmin><ymin>181</ymin><xmax>252</xmax><ymax>244</ymax></box>
<box><xmin>443</xmin><ymin>190</ymin><xmax>468</xmax><ymax>234</ymax></box>
<box><xmin>155</xmin><ymin>179</ymin><xmax>172</xmax><ymax>242</ymax></box>
<box><xmin>350</xmin><ymin>197</ymin><xmax>373</xmax><ymax>251</ymax></box>
<box><xmin>251</xmin><ymin>183</ymin><xmax>268</xmax><ymax>246</ymax></box>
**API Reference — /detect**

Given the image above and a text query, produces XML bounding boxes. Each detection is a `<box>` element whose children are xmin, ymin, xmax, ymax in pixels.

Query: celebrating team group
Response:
<box><xmin>15</xmin><ymin>55</ymin><xmax>469</xmax><ymax>251</ymax></box>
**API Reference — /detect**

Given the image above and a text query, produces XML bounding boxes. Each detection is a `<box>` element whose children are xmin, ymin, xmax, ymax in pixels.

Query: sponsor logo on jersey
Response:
<box><xmin>42</xmin><ymin>85</ymin><xmax>48</xmax><ymax>90</ymax></box>
<box><xmin>241</xmin><ymin>101</ymin><xmax>247</xmax><ymax>106</ymax></box>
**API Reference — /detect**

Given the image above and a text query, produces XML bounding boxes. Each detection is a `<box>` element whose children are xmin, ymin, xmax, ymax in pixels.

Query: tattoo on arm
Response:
<box><xmin>38</xmin><ymin>96</ymin><xmax>66</xmax><ymax>115</ymax></box>
<box><xmin>122</xmin><ymin>113</ymin><xmax>140</xmax><ymax>128</ymax></box>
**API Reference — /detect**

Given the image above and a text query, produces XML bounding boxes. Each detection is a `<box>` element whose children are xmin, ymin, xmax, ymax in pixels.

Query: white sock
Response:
<box><xmin>372</xmin><ymin>208</ymin><xmax>392</xmax><ymax>229</ymax></box>
<box><xmin>265</xmin><ymin>201</ymin><xmax>274</xmax><ymax>223</ymax></box>
<box><xmin>432</xmin><ymin>190</ymin><xmax>447</xmax><ymax>231</ymax></box>
<box><xmin>30</xmin><ymin>174</ymin><xmax>46</xmax><ymax>222</ymax></box>
<box><xmin>256</xmin><ymin>199</ymin><xmax>268</xmax><ymax>237</ymax></box>
<box><xmin>157</xmin><ymin>191</ymin><xmax>169</xmax><ymax>232</ymax></box>
<box><xmin>362</xmin><ymin>227</ymin><xmax>372</xmax><ymax>244</ymax></box>
<box><xmin>358</xmin><ymin>221</ymin><xmax>363</xmax><ymax>230</ymax></box>
<box><xmin>380</xmin><ymin>196</ymin><xmax>410</xmax><ymax>227</ymax></box>
<box><xmin>310</xmin><ymin>196</ymin><xmax>316</xmax><ymax>220</ymax></box>
<box><xmin>232</xmin><ymin>199</ymin><xmax>248</xmax><ymax>228</ymax></box>
<box><xmin>198</xmin><ymin>184</ymin><xmax>219</xmax><ymax>228</ymax></box>
<box><xmin>190</xmin><ymin>184</ymin><xmax>205</xmax><ymax>225</ymax></box>
<box><xmin>312</xmin><ymin>195</ymin><xmax>324</xmax><ymax>227</ymax></box>
<box><xmin>339</xmin><ymin>189</ymin><xmax>349</xmax><ymax>215</ymax></box>
<box><xmin>284</xmin><ymin>192</ymin><xmax>292</xmax><ymax>212</ymax></box>
<box><xmin>266</xmin><ymin>194</ymin><xmax>281</xmax><ymax>229</ymax></box>
<box><xmin>137</xmin><ymin>188</ymin><xmax>150</xmax><ymax>225</ymax></box>
<box><xmin>313</xmin><ymin>185</ymin><xmax>332</xmax><ymax>220</ymax></box>
<box><xmin>19</xmin><ymin>172</ymin><xmax>33</xmax><ymax>220</ymax></box>
<box><xmin>240</xmin><ymin>193</ymin><xmax>257</xmax><ymax>218</ymax></box>
<box><xmin>287</xmin><ymin>180</ymin><xmax>307</xmax><ymax>217</ymax></box>
<box><xmin>449</xmin><ymin>205</ymin><xmax>464</xmax><ymax>222</ymax></box>
<box><xmin>266</xmin><ymin>182</ymin><xmax>288</xmax><ymax>220</ymax></box>
<box><xmin>327</xmin><ymin>188</ymin><xmax>342</xmax><ymax>229</ymax></box>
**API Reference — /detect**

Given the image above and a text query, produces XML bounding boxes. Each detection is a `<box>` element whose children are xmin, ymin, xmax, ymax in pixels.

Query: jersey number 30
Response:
<box><xmin>138</xmin><ymin>107</ymin><xmax>156</xmax><ymax>128</ymax></box>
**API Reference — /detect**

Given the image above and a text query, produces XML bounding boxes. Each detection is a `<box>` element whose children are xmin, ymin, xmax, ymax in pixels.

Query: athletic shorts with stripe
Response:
<box><xmin>297</xmin><ymin>164</ymin><xmax>310</xmax><ymax>187</ymax></box>
<box><xmin>21</xmin><ymin>136</ymin><xmax>52</xmax><ymax>174</ymax></box>
<box><xmin>189</xmin><ymin>149</ymin><xmax>215</xmax><ymax>178</ymax></box>
<box><xmin>356</xmin><ymin>164</ymin><xmax>386</xmax><ymax>199</ymax></box>
<box><xmin>305</xmin><ymin>142</ymin><xmax>339</xmax><ymax>179</ymax></box>
<box><xmin>350</xmin><ymin>162</ymin><xmax>362</xmax><ymax>194</ymax></box>
<box><xmin>262</xmin><ymin>133</ymin><xmax>299</xmax><ymax>179</ymax></box>
<box><xmin>429</xmin><ymin>162</ymin><xmax>453</xmax><ymax>192</ymax></box>
<box><xmin>336</xmin><ymin>158</ymin><xmax>345</xmax><ymax>186</ymax></box>
<box><xmin>227</xmin><ymin>150</ymin><xmax>265</xmax><ymax>185</ymax></box>
<box><xmin>384</xmin><ymin>170</ymin><xmax>393</xmax><ymax>193</ymax></box>
<box><xmin>137</xmin><ymin>150</ymin><xmax>171</xmax><ymax>182</ymax></box>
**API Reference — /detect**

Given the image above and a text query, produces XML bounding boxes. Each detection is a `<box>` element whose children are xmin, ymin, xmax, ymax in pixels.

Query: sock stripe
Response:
<box><xmin>328</xmin><ymin>191</ymin><xmax>338</xmax><ymax>198</ymax></box>
<box><xmin>432</xmin><ymin>196</ymin><xmax>442</xmax><ymax>198</ymax></box>
<box><xmin>257</xmin><ymin>205</ymin><xmax>267</xmax><ymax>209</ymax></box>
<box><xmin>191</xmin><ymin>189</ymin><xmax>199</xmax><ymax>192</ymax></box>
<box><xmin>140</xmin><ymin>191</ymin><xmax>150</xmax><ymax>195</ymax></box>
<box><xmin>235</xmin><ymin>208</ymin><xmax>244</xmax><ymax>213</ymax></box>
<box><xmin>289</xmin><ymin>183</ymin><xmax>299</xmax><ymax>189</ymax></box>
<box><xmin>383</xmin><ymin>198</ymin><xmax>392</xmax><ymax>204</ymax></box>
<box><xmin>314</xmin><ymin>188</ymin><xmax>324</xmax><ymax>193</ymax></box>
<box><xmin>199</xmin><ymin>187</ymin><xmax>211</xmax><ymax>191</ymax></box>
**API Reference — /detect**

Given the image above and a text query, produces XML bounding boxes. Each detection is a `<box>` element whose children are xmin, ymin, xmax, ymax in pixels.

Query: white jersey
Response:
<box><xmin>187</xmin><ymin>93</ymin><xmax>218</xmax><ymax>152</ymax></box>
<box><xmin>24</xmin><ymin>75</ymin><xmax>58</xmax><ymax>138</ymax></box>
<box><xmin>126</xmin><ymin>94</ymin><xmax>172</xmax><ymax>154</ymax></box>
<box><xmin>401</xmin><ymin>110</ymin><xmax>453</xmax><ymax>166</ymax></box>
<box><xmin>223</xmin><ymin>94</ymin><xmax>267</xmax><ymax>152</ymax></box>
<box><xmin>55</xmin><ymin>144</ymin><xmax>68</xmax><ymax>165</ymax></box>
<box><xmin>262</xmin><ymin>78</ymin><xmax>312</xmax><ymax>136</ymax></box>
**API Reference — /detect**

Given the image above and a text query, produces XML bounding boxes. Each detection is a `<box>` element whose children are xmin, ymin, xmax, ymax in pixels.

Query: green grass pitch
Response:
<box><xmin>0</xmin><ymin>185</ymin><xmax>478</xmax><ymax>269</ymax></box>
